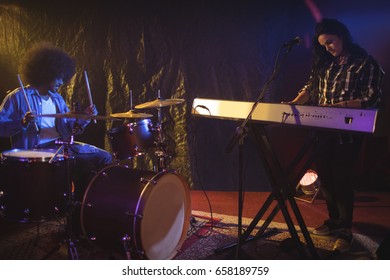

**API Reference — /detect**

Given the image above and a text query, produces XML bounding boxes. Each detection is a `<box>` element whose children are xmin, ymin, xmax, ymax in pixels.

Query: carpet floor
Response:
<box><xmin>0</xmin><ymin>210</ymin><xmax>381</xmax><ymax>260</ymax></box>
<box><xmin>175</xmin><ymin>211</ymin><xmax>380</xmax><ymax>260</ymax></box>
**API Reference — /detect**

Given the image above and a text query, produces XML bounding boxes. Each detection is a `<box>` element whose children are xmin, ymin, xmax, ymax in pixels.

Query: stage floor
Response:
<box><xmin>190</xmin><ymin>190</ymin><xmax>390</xmax><ymax>240</ymax></box>
<box><xmin>0</xmin><ymin>190</ymin><xmax>389</xmax><ymax>260</ymax></box>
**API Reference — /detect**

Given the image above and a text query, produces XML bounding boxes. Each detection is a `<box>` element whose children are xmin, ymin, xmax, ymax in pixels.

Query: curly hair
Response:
<box><xmin>19</xmin><ymin>42</ymin><xmax>76</xmax><ymax>87</ymax></box>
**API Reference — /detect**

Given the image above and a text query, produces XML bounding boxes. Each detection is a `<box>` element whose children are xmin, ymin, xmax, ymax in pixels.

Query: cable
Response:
<box><xmin>190</xmin><ymin>117</ymin><xmax>215</xmax><ymax>238</ymax></box>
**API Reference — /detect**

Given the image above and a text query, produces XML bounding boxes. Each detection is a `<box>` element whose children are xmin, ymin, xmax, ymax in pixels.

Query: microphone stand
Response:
<box><xmin>222</xmin><ymin>43</ymin><xmax>296</xmax><ymax>259</ymax></box>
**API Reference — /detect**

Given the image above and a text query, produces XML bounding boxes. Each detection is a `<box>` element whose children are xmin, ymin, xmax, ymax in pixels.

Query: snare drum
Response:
<box><xmin>80</xmin><ymin>165</ymin><xmax>191</xmax><ymax>259</ymax></box>
<box><xmin>0</xmin><ymin>149</ymin><xmax>69</xmax><ymax>221</ymax></box>
<box><xmin>107</xmin><ymin>119</ymin><xmax>155</xmax><ymax>160</ymax></box>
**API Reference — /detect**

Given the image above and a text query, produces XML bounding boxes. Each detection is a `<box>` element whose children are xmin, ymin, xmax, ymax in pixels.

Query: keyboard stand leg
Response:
<box><xmin>215</xmin><ymin>125</ymin><xmax>322</xmax><ymax>259</ymax></box>
<box><xmin>243</xmin><ymin>125</ymin><xmax>320</xmax><ymax>259</ymax></box>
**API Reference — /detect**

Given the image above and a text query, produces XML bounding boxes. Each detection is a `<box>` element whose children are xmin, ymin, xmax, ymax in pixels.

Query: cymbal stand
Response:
<box><xmin>43</xmin><ymin>123</ymin><xmax>81</xmax><ymax>260</ymax></box>
<box><xmin>153</xmin><ymin>107</ymin><xmax>170</xmax><ymax>172</ymax></box>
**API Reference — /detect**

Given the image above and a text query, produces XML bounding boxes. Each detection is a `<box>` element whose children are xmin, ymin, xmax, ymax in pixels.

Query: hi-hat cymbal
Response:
<box><xmin>110</xmin><ymin>110</ymin><xmax>153</xmax><ymax>119</ymax></box>
<box><xmin>135</xmin><ymin>98</ymin><xmax>185</xmax><ymax>109</ymax></box>
<box><xmin>38</xmin><ymin>112</ymin><xmax>121</xmax><ymax>121</ymax></box>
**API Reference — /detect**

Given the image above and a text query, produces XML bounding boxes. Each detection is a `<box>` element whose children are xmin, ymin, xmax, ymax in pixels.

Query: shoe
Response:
<box><xmin>312</xmin><ymin>220</ymin><xmax>343</xmax><ymax>236</ymax></box>
<box><xmin>333</xmin><ymin>238</ymin><xmax>352</xmax><ymax>253</ymax></box>
<box><xmin>312</xmin><ymin>224</ymin><xmax>331</xmax><ymax>236</ymax></box>
<box><xmin>333</xmin><ymin>230</ymin><xmax>353</xmax><ymax>253</ymax></box>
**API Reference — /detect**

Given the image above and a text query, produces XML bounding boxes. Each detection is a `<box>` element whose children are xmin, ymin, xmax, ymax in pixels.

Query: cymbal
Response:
<box><xmin>135</xmin><ymin>98</ymin><xmax>185</xmax><ymax>109</ymax></box>
<box><xmin>38</xmin><ymin>112</ymin><xmax>121</xmax><ymax>121</ymax></box>
<box><xmin>110</xmin><ymin>110</ymin><xmax>153</xmax><ymax>119</ymax></box>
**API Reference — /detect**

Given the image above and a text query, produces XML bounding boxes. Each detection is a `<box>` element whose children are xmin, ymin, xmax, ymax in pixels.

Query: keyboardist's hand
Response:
<box><xmin>321</xmin><ymin>101</ymin><xmax>349</xmax><ymax>108</ymax></box>
<box><xmin>282</xmin><ymin>90</ymin><xmax>309</xmax><ymax>105</ymax></box>
<box><xmin>281</xmin><ymin>101</ymin><xmax>297</xmax><ymax>105</ymax></box>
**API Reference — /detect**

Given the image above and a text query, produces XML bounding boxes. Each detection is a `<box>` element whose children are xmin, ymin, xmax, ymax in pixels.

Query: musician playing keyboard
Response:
<box><xmin>284</xmin><ymin>18</ymin><xmax>384</xmax><ymax>253</ymax></box>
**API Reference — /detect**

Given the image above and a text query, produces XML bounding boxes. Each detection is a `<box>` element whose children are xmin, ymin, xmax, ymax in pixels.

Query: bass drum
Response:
<box><xmin>80</xmin><ymin>165</ymin><xmax>191</xmax><ymax>260</ymax></box>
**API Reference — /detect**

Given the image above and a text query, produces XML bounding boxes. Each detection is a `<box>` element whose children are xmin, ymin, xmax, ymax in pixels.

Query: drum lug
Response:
<box><xmin>122</xmin><ymin>234</ymin><xmax>131</xmax><ymax>241</ymax></box>
<box><xmin>140</xmin><ymin>177</ymin><xmax>148</xmax><ymax>184</ymax></box>
<box><xmin>125</xmin><ymin>211</ymin><xmax>142</xmax><ymax>219</ymax></box>
<box><xmin>140</xmin><ymin>177</ymin><xmax>157</xmax><ymax>185</ymax></box>
<box><xmin>0</xmin><ymin>189</ymin><xmax>5</xmax><ymax>211</ymax></box>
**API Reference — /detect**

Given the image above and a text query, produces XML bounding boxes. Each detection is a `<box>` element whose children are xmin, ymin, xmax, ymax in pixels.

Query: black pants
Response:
<box><xmin>315</xmin><ymin>133</ymin><xmax>363</xmax><ymax>228</ymax></box>
<box><xmin>37</xmin><ymin>141</ymin><xmax>112</xmax><ymax>237</ymax></box>
<box><xmin>37</xmin><ymin>140</ymin><xmax>113</xmax><ymax>200</ymax></box>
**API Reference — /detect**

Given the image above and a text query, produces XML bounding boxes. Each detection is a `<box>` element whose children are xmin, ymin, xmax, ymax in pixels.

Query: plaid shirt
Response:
<box><xmin>301</xmin><ymin>55</ymin><xmax>384</xmax><ymax>108</ymax></box>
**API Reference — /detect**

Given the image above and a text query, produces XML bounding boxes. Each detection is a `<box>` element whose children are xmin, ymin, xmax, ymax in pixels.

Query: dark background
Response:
<box><xmin>1</xmin><ymin>0</ymin><xmax>389</xmax><ymax>191</ymax></box>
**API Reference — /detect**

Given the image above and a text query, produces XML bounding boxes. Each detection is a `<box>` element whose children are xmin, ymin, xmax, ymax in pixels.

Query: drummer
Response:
<box><xmin>0</xmin><ymin>42</ymin><xmax>112</xmax><ymax>204</ymax></box>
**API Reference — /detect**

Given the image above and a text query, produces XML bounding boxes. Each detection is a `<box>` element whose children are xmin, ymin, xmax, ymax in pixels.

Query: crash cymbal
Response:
<box><xmin>135</xmin><ymin>98</ymin><xmax>185</xmax><ymax>109</ymax></box>
<box><xmin>110</xmin><ymin>110</ymin><xmax>153</xmax><ymax>119</ymax></box>
<box><xmin>38</xmin><ymin>112</ymin><xmax>121</xmax><ymax>121</ymax></box>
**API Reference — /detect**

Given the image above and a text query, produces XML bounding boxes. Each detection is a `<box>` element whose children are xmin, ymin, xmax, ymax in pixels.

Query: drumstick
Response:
<box><xmin>84</xmin><ymin>70</ymin><xmax>96</xmax><ymax>123</ymax></box>
<box><xmin>130</xmin><ymin>90</ymin><xmax>133</xmax><ymax>110</ymax></box>
<box><xmin>17</xmin><ymin>74</ymin><xmax>39</xmax><ymax>132</ymax></box>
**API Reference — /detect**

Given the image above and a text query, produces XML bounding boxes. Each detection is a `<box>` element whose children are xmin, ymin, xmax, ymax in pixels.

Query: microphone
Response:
<box><xmin>282</xmin><ymin>36</ymin><xmax>301</xmax><ymax>48</ymax></box>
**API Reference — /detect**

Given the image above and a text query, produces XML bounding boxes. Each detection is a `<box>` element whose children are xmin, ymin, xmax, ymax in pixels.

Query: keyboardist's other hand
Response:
<box><xmin>321</xmin><ymin>101</ymin><xmax>347</xmax><ymax>108</ymax></box>
<box><xmin>281</xmin><ymin>101</ymin><xmax>297</xmax><ymax>105</ymax></box>
<box><xmin>282</xmin><ymin>90</ymin><xmax>309</xmax><ymax>105</ymax></box>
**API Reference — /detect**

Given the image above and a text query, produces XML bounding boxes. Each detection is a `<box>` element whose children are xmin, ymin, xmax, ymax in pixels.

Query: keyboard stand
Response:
<box><xmin>240</xmin><ymin>124</ymin><xmax>322</xmax><ymax>259</ymax></box>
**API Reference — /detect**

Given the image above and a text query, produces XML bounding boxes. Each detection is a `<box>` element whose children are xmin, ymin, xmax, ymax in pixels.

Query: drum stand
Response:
<box><xmin>42</xmin><ymin>128</ymin><xmax>80</xmax><ymax>260</ymax></box>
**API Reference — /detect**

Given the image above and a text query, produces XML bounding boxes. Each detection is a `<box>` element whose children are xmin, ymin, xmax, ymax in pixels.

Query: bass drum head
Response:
<box><xmin>138</xmin><ymin>172</ymin><xmax>191</xmax><ymax>260</ymax></box>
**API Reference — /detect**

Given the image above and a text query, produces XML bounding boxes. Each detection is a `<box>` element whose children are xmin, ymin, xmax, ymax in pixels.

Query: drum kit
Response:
<box><xmin>0</xmin><ymin>96</ymin><xmax>191</xmax><ymax>260</ymax></box>
<box><xmin>108</xmin><ymin>97</ymin><xmax>186</xmax><ymax>171</ymax></box>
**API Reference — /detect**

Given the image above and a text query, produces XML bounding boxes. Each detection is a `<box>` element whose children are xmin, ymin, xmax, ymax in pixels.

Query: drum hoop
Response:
<box><xmin>133</xmin><ymin>118</ymin><xmax>151</xmax><ymax>126</ymax></box>
<box><xmin>1</xmin><ymin>149</ymin><xmax>65</xmax><ymax>162</ymax></box>
<box><xmin>133</xmin><ymin>170</ymin><xmax>169</xmax><ymax>221</ymax></box>
<box><xmin>133</xmin><ymin>172</ymin><xmax>158</xmax><ymax>231</ymax></box>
